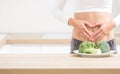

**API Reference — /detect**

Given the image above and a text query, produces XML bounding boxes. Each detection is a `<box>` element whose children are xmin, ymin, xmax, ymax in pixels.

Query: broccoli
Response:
<box><xmin>97</xmin><ymin>41</ymin><xmax>110</xmax><ymax>53</ymax></box>
<box><xmin>78</xmin><ymin>41</ymin><xmax>98</xmax><ymax>54</ymax></box>
<box><xmin>78</xmin><ymin>41</ymin><xmax>110</xmax><ymax>54</ymax></box>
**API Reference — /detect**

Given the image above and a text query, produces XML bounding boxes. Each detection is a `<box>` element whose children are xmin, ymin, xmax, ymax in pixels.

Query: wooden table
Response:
<box><xmin>0</xmin><ymin>54</ymin><xmax>120</xmax><ymax>74</ymax></box>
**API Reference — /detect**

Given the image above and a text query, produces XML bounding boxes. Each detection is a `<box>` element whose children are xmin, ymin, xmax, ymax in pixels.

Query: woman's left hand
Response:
<box><xmin>92</xmin><ymin>21</ymin><xmax>115</xmax><ymax>42</ymax></box>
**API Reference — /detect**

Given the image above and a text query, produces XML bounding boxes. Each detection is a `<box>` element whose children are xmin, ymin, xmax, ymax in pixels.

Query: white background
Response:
<box><xmin>0</xmin><ymin>0</ymin><xmax>72</xmax><ymax>33</ymax></box>
<box><xmin>0</xmin><ymin>0</ymin><xmax>119</xmax><ymax>34</ymax></box>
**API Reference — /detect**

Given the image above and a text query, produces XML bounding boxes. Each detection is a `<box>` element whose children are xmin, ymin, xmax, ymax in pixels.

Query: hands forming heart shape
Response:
<box><xmin>85</xmin><ymin>21</ymin><xmax>115</xmax><ymax>42</ymax></box>
<box><xmin>68</xmin><ymin>18</ymin><xmax>115</xmax><ymax>42</ymax></box>
<box><xmin>84</xmin><ymin>23</ymin><xmax>104</xmax><ymax>42</ymax></box>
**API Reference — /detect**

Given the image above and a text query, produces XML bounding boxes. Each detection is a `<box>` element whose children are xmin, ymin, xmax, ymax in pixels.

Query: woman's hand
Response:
<box><xmin>68</xmin><ymin>18</ymin><xmax>93</xmax><ymax>39</ymax></box>
<box><xmin>93</xmin><ymin>21</ymin><xmax>115</xmax><ymax>42</ymax></box>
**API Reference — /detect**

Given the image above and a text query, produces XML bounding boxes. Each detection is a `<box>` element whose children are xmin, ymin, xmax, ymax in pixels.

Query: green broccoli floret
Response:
<box><xmin>78</xmin><ymin>41</ymin><xmax>98</xmax><ymax>54</ymax></box>
<box><xmin>78</xmin><ymin>41</ymin><xmax>110</xmax><ymax>54</ymax></box>
<box><xmin>97</xmin><ymin>41</ymin><xmax>110</xmax><ymax>53</ymax></box>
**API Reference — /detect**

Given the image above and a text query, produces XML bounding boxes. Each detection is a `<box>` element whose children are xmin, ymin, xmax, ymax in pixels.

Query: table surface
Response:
<box><xmin>0</xmin><ymin>54</ymin><xmax>120</xmax><ymax>69</ymax></box>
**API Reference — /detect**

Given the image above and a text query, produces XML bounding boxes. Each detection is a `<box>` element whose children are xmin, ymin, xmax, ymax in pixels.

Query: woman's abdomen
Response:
<box><xmin>73</xmin><ymin>12</ymin><xmax>114</xmax><ymax>41</ymax></box>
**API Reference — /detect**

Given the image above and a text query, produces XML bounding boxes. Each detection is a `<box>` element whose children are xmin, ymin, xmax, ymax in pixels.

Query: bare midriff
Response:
<box><xmin>73</xmin><ymin>12</ymin><xmax>114</xmax><ymax>41</ymax></box>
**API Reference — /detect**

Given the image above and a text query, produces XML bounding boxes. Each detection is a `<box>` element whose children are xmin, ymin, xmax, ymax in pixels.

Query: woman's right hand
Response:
<box><xmin>68</xmin><ymin>18</ymin><xmax>93</xmax><ymax>40</ymax></box>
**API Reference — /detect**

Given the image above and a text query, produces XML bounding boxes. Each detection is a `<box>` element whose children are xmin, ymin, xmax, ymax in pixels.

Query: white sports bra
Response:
<box><xmin>71</xmin><ymin>0</ymin><xmax>112</xmax><ymax>13</ymax></box>
<box><xmin>53</xmin><ymin>0</ymin><xmax>120</xmax><ymax>26</ymax></box>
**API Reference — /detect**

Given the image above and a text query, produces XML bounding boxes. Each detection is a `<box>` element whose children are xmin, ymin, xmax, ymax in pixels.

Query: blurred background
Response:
<box><xmin>0</xmin><ymin>0</ymin><xmax>72</xmax><ymax>33</ymax></box>
<box><xmin>0</xmin><ymin>0</ymin><xmax>120</xmax><ymax>54</ymax></box>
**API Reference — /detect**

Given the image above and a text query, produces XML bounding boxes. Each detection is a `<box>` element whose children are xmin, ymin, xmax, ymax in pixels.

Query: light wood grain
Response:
<box><xmin>7</xmin><ymin>39</ymin><xmax>70</xmax><ymax>44</ymax></box>
<box><xmin>6</xmin><ymin>34</ymin><xmax>70</xmax><ymax>44</ymax></box>
<box><xmin>0</xmin><ymin>54</ymin><xmax>120</xmax><ymax>69</ymax></box>
<box><xmin>0</xmin><ymin>54</ymin><xmax>120</xmax><ymax>74</ymax></box>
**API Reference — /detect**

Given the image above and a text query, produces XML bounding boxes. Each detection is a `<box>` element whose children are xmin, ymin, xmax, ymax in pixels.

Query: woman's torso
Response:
<box><xmin>68</xmin><ymin>0</ymin><xmax>114</xmax><ymax>41</ymax></box>
<box><xmin>73</xmin><ymin>12</ymin><xmax>114</xmax><ymax>41</ymax></box>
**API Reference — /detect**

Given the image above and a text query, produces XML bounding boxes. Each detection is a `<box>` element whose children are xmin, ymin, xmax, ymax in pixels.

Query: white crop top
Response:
<box><xmin>71</xmin><ymin>0</ymin><xmax>112</xmax><ymax>13</ymax></box>
<box><xmin>53</xmin><ymin>0</ymin><xmax>120</xmax><ymax>26</ymax></box>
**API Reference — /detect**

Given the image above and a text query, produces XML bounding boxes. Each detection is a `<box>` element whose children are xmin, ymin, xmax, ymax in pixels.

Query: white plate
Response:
<box><xmin>73</xmin><ymin>50</ymin><xmax>112</xmax><ymax>57</ymax></box>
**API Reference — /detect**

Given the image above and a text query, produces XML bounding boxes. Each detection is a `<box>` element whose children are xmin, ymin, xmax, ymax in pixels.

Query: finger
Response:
<box><xmin>77</xmin><ymin>32</ymin><xmax>89</xmax><ymax>41</ymax></box>
<box><xmin>82</xmin><ymin>31</ymin><xmax>90</xmax><ymax>39</ymax></box>
<box><xmin>94</xmin><ymin>31</ymin><xmax>104</xmax><ymax>39</ymax></box>
<box><xmin>83</xmin><ymin>22</ymin><xmax>93</xmax><ymax>32</ymax></box>
<box><xmin>83</xmin><ymin>26</ymin><xmax>92</xmax><ymax>37</ymax></box>
<box><xmin>93</xmin><ymin>27</ymin><xmax>102</xmax><ymax>37</ymax></box>
<box><xmin>95</xmin><ymin>34</ymin><xmax>104</xmax><ymax>42</ymax></box>
<box><xmin>78</xmin><ymin>31</ymin><xmax>89</xmax><ymax>39</ymax></box>
<box><xmin>89</xmin><ymin>30</ymin><xmax>93</xmax><ymax>36</ymax></box>
<box><xmin>94</xmin><ymin>32</ymin><xmax>104</xmax><ymax>42</ymax></box>
<box><xmin>86</xmin><ymin>25</ymin><xmax>94</xmax><ymax>35</ymax></box>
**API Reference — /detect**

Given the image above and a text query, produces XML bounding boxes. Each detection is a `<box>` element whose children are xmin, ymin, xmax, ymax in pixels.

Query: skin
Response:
<box><xmin>54</xmin><ymin>0</ymin><xmax>116</xmax><ymax>42</ymax></box>
<box><xmin>68</xmin><ymin>12</ymin><xmax>115</xmax><ymax>42</ymax></box>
